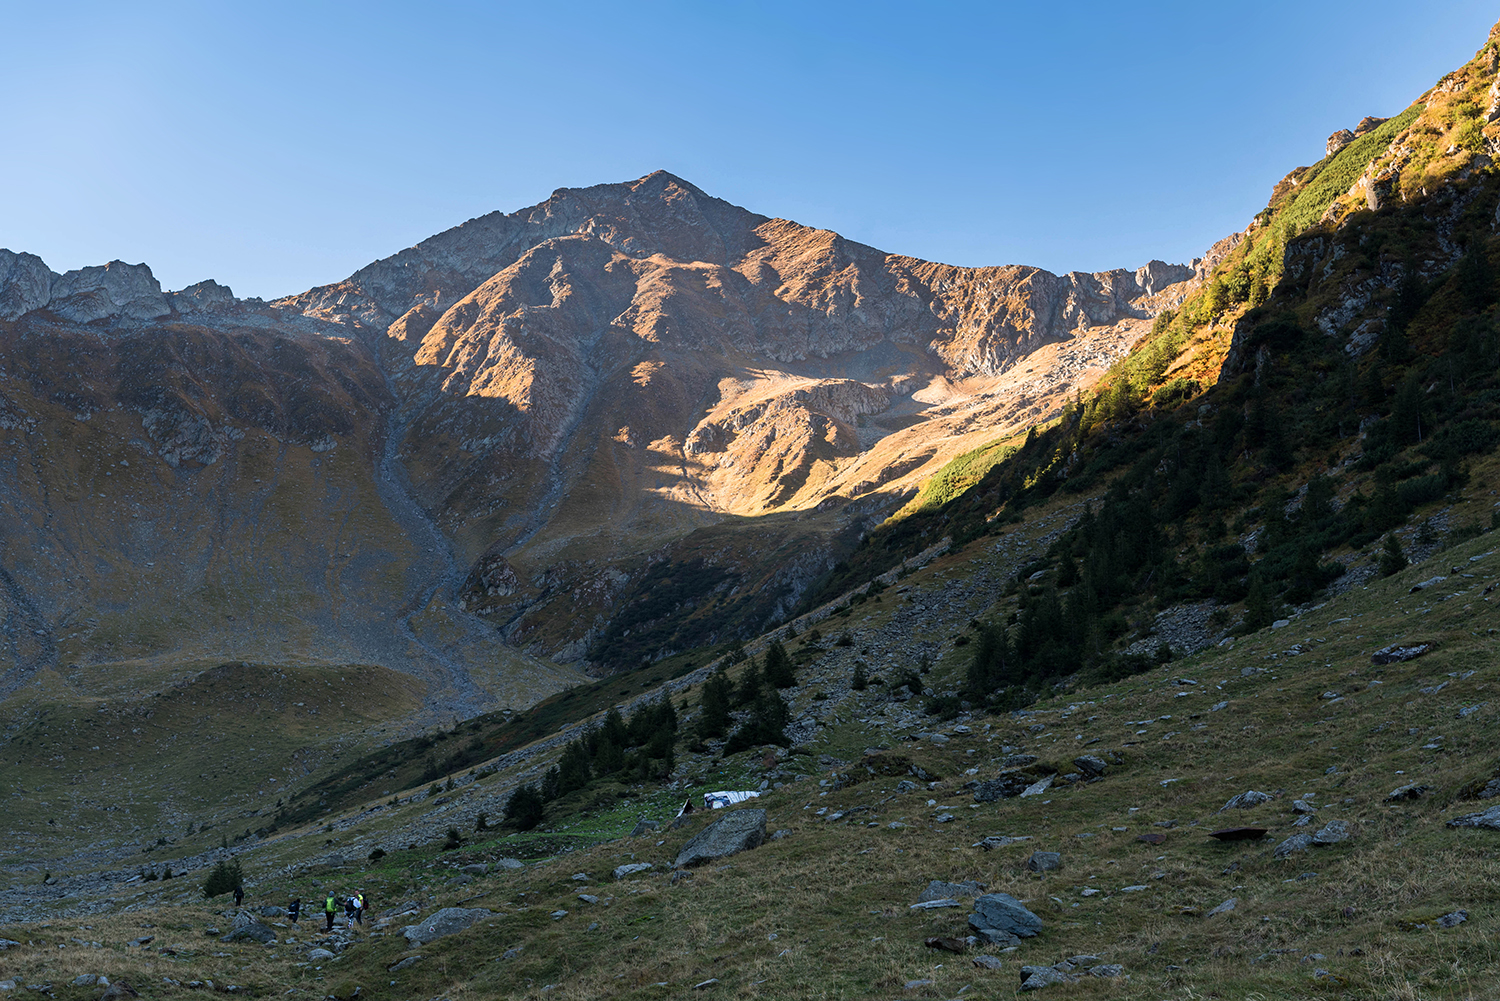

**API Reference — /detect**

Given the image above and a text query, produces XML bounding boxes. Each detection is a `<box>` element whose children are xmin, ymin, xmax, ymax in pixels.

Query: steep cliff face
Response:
<box><xmin>0</xmin><ymin>172</ymin><xmax>1199</xmax><ymax>691</ymax></box>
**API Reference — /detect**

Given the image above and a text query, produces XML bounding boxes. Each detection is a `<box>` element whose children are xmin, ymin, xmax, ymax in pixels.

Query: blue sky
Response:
<box><xmin>2</xmin><ymin>1</ymin><xmax>1496</xmax><ymax>299</ymax></box>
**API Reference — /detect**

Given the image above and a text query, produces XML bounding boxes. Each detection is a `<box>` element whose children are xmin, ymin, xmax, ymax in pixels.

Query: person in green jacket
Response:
<box><xmin>324</xmin><ymin>891</ymin><xmax>337</xmax><ymax>931</ymax></box>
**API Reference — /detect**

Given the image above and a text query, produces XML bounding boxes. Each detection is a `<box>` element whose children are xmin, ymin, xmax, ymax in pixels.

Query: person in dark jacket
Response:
<box><xmin>233</xmin><ymin>884</ymin><xmax>244</xmax><ymax>907</ymax></box>
<box><xmin>288</xmin><ymin>898</ymin><xmax>301</xmax><ymax>924</ymax></box>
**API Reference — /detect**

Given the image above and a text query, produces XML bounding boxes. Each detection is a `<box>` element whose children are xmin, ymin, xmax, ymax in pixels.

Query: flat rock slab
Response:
<box><xmin>1372</xmin><ymin>642</ymin><xmax>1434</xmax><ymax>664</ymax></box>
<box><xmin>1137</xmin><ymin>833</ymin><xmax>1167</xmax><ymax>845</ymax></box>
<box><xmin>1274</xmin><ymin>832</ymin><xmax>1314</xmax><ymax>858</ymax></box>
<box><xmin>402</xmin><ymin>907</ymin><xmax>491</xmax><ymax>946</ymax></box>
<box><xmin>674</xmin><ymin>808</ymin><xmax>767</xmax><ymax>868</ymax></box>
<box><xmin>613</xmin><ymin>863</ymin><xmax>653</xmax><ymax>880</ymax></box>
<box><xmin>1209</xmin><ymin>827</ymin><xmax>1268</xmax><ymax>841</ymax></box>
<box><xmin>969</xmin><ymin>893</ymin><xmax>1043</xmax><ymax>939</ymax></box>
<box><xmin>918</xmin><ymin>879</ymin><xmax>986</xmax><ymax>902</ymax></box>
<box><xmin>1025</xmin><ymin>851</ymin><xmax>1061</xmax><ymax>872</ymax></box>
<box><xmin>1220</xmin><ymin>790</ymin><xmax>1273</xmax><ymax>811</ymax></box>
<box><xmin>1447</xmin><ymin>804</ymin><xmax>1500</xmax><ymax>830</ymax></box>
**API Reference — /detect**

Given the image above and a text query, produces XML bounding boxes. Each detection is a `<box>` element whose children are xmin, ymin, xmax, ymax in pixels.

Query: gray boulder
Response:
<box><xmin>220</xmin><ymin>912</ymin><xmax>275</xmax><ymax>944</ymax></box>
<box><xmin>631</xmin><ymin>818</ymin><xmax>661</xmax><ymax>837</ymax></box>
<box><xmin>918</xmin><ymin>879</ymin><xmax>985</xmax><ymax>902</ymax></box>
<box><xmin>1025</xmin><ymin>851</ymin><xmax>1061</xmax><ymax>873</ymax></box>
<box><xmin>308</xmin><ymin>948</ymin><xmax>336</xmax><ymax>961</ymax></box>
<box><xmin>1438</xmin><ymin>910</ymin><xmax>1468</xmax><ymax>928</ymax></box>
<box><xmin>1273</xmin><ymin>832</ymin><xmax>1313</xmax><ymax>858</ymax></box>
<box><xmin>259</xmin><ymin>905</ymin><xmax>286</xmax><ymax>918</ymax></box>
<box><xmin>387</xmin><ymin>956</ymin><xmax>423</xmax><ymax>972</ymax></box>
<box><xmin>674</xmin><ymin>808</ymin><xmax>766</xmax><ymax>868</ymax></box>
<box><xmin>494</xmin><ymin>857</ymin><xmax>526</xmax><ymax>869</ymax></box>
<box><xmin>613</xmin><ymin>863</ymin><xmax>653</xmax><ymax>880</ymax></box>
<box><xmin>1312</xmin><ymin>820</ymin><xmax>1351</xmax><ymax>846</ymax></box>
<box><xmin>1072</xmin><ymin>755</ymin><xmax>1109</xmax><ymax>778</ymax></box>
<box><xmin>969</xmin><ymin>893</ymin><xmax>1043</xmax><ymax>939</ymax></box>
<box><xmin>1090</xmin><ymin>964</ymin><xmax>1124</xmax><ymax>978</ymax></box>
<box><xmin>402</xmin><ymin>906</ymin><xmax>491</xmax><ymax>946</ymax></box>
<box><xmin>1447</xmin><ymin>805</ymin><xmax>1500</xmax><ymax>830</ymax></box>
<box><xmin>972</xmin><ymin>955</ymin><xmax>1004</xmax><ymax>970</ymax></box>
<box><xmin>1386</xmin><ymin>783</ymin><xmax>1431</xmax><ymax>802</ymax></box>
<box><xmin>1206</xmin><ymin>897</ymin><xmax>1238</xmax><ymax>917</ymax></box>
<box><xmin>1020</xmin><ymin>967</ymin><xmax>1074</xmax><ymax>990</ymax></box>
<box><xmin>1220</xmin><ymin>790</ymin><xmax>1273</xmax><ymax>811</ymax></box>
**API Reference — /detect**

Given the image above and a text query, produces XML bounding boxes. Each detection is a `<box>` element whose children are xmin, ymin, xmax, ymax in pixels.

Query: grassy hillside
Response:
<box><xmin>2</xmin><ymin>513</ymin><xmax>1497</xmax><ymax>998</ymax></box>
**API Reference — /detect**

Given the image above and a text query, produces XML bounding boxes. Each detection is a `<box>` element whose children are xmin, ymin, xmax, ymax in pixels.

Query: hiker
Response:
<box><xmin>354</xmin><ymin>890</ymin><xmax>366</xmax><ymax>926</ymax></box>
<box><xmin>324</xmin><ymin>891</ymin><xmax>337</xmax><ymax>931</ymax></box>
<box><xmin>344</xmin><ymin>893</ymin><xmax>357</xmax><ymax>929</ymax></box>
<box><xmin>233</xmin><ymin>884</ymin><xmax>244</xmax><ymax>908</ymax></box>
<box><xmin>288</xmin><ymin>897</ymin><xmax>301</xmax><ymax>924</ymax></box>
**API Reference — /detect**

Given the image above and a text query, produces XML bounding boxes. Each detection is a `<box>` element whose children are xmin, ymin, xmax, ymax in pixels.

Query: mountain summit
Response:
<box><xmin>0</xmin><ymin>173</ymin><xmax>1199</xmax><ymax>705</ymax></box>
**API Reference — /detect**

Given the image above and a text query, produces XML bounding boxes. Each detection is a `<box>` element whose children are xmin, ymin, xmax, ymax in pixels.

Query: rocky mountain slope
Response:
<box><xmin>0</xmin><ymin>175</ymin><xmax>1200</xmax><ymax>708</ymax></box>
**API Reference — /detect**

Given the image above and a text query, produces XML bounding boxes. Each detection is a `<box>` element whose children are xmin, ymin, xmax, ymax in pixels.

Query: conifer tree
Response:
<box><xmin>697</xmin><ymin>669</ymin><xmax>733</xmax><ymax>738</ymax></box>
<box><xmin>763</xmin><ymin>640</ymin><xmax>796</xmax><ymax>688</ymax></box>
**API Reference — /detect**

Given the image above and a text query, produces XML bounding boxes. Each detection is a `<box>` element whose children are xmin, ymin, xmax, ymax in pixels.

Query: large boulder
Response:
<box><xmin>674</xmin><ymin>808</ymin><xmax>766</xmax><ymax>868</ymax></box>
<box><xmin>219</xmin><ymin>913</ymin><xmax>276</xmax><ymax>944</ymax></box>
<box><xmin>969</xmin><ymin>893</ymin><xmax>1043</xmax><ymax>939</ymax></box>
<box><xmin>402</xmin><ymin>907</ymin><xmax>491</xmax><ymax>946</ymax></box>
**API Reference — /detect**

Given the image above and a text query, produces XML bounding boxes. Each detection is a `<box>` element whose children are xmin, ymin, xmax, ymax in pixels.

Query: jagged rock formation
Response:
<box><xmin>0</xmin><ymin>172</ymin><xmax>1200</xmax><ymax>697</ymax></box>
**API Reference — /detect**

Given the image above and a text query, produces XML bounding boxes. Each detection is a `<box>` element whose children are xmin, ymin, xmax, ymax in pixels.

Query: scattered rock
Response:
<box><xmin>1025</xmin><ymin>851</ymin><xmax>1062</xmax><ymax>873</ymax></box>
<box><xmin>1020</xmin><ymin>776</ymin><xmax>1054</xmax><ymax>798</ymax></box>
<box><xmin>918</xmin><ymin>879</ymin><xmax>986</xmax><ymax>902</ymax></box>
<box><xmin>910</xmin><ymin>899</ymin><xmax>963</xmax><ymax>910</ymax></box>
<box><xmin>402</xmin><ymin>907</ymin><xmax>491</xmax><ymax>946</ymax></box>
<box><xmin>1372</xmin><ymin>642</ymin><xmax>1434</xmax><ymax>665</ymax></box>
<box><xmin>1003</xmin><ymin>754</ymin><xmax>1039</xmax><ymax>768</ymax></box>
<box><xmin>308</xmin><ymin>949</ymin><xmax>336</xmax><ymax>961</ymax></box>
<box><xmin>969</xmin><ymin>893</ymin><xmax>1043</xmax><ymax>939</ymax></box>
<box><xmin>924</xmin><ymin>936</ymin><xmax>968</xmax><ymax>953</ymax></box>
<box><xmin>1020</xmin><ymin>966</ymin><xmax>1075</xmax><ymax>990</ymax></box>
<box><xmin>495</xmin><ymin>858</ymin><xmax>526</xmax><ymax>870</ymax></box>
<box><xmin>613</xmin><ymin>863</ymin><xmax>654</xmax><ymax>880</ymax></box>
<box><xmin>550</xmin><ymin>910</ymin><xmax>568</xmax><ymax>921</ymax></box>
<box><xmin>70</xmin><ymin>976</ymin><xmax>106</xmax><ymax>987</ymax></box>
<box><xmin>674</xmin><ymin>809</ymin><xmax>767</xmax><ymax>868</ymax></box>
<box><xmin>1292</xmin><ymin>800</ymin><xmax>1318</xmax><ymax>814</ymax></box>
<box><xmin>1274</xmin><ymin>833</ymin><xmax>1314</xmax><ymax>858</ymax></box>
<box><xmin>1447</xmin><ymin>805</ymin><xmax>1500</xmax><ymax>830</ymax></box>
<box><xmin>972</xmin><ymin>955</ymin><xmax>1004</xmax><ymax>970</ymax></box>
<box><xmin>98</xmin><ymin>983</ymin><xmax>139</xmax><ymax>1001</ymax></box>
<box><xmin>1208</xmin><ymin>827</ymin><xmax>1267</xmax><ymax>841</ymax></box>
<box><xmin>1091</xmin><ymin>965</ymin><xmax>1124</xmax><ymax>978</ymax></box>
<box><xmin>630</xmin><ymin>818</ymin><xmax>661</xmax><ymax>837</ymax></box>
<box><xmin>1220</xmin><ymin>790</ymin><xmax>1273</xmax><ymax>811</ymax></box>
<box><xmin>387</xmin><ymin>956</ymin><xmax>423</xmax><ymax>972</ymax></box>
<box><xmin>460</xmin><ymin>863</ymin><xmax>488</xmax><ymax>875</ymax></box>
<box><xmin>694</xmin><ymin>978</ymin><xmax>720</xmax><ymax>989</ymax></box>
<box><xmin>1438</xmin><ymin>910</ymin><xmax>1468</xmax><ymax>928</ymax></box>
<box><xmin>1119</xmin><ymin>885</ymin><xmax>1150</xmax><ymax>893</ymax></box>
<box><xmin>1207</xmin><ymin>897</ymin><xmax>1238</xmax><ymax>917</ymax></box>
<box><xmin>1312</xmin><ymin>820</ymin><xmax>1351</xmax><ymax>846</ymax></box>
<box><xmin>1137</xmin><ymin>833</ymin><xmax>1166</xmax><ymax>845</ymax></box>
<box><xmin>259</xmin><ymin>905</ymin><xmax>286</xmax><ymax>917</ymax></box>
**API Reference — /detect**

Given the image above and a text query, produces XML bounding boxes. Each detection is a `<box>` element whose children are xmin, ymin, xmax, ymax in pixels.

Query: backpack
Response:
<box><xmin>325</xmin><ymin>894</ymin><xmax>336</xmax><ymax>912</ymax></box>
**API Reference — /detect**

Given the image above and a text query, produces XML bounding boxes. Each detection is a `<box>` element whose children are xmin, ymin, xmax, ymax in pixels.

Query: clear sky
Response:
<box><xmin>3</xmin><ymin>1</ymin><xmax>1496</xmax><ymax>300</ymax></box>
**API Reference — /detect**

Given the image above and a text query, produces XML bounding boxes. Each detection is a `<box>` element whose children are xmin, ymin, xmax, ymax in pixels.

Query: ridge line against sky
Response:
<box><xmin>2</xmin><ymin>0</ymin><xmax>1496</xmax><ymax>301</ymax></box>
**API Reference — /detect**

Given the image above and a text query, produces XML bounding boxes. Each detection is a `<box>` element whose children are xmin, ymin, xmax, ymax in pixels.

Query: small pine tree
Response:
<box><xmin>763</xmin><ymin>640</ymin><xmax>796</xmax><ymax>688</ymax></box>
<box><xmin>1241</xmin><ymin>574</ymin><xmax>1278</xmax><ymax>633</ymax></box>
<box><xmin>201</xmin><ymin>858</ymin><xmax>243</xmax><ymax>899</ymax></box>
<box><xmin>698</xmin><ymin>669</ymin><xmax>733</xmax><ymax>738</ymax></box>
<box><xmin>443</xmin><ymin>826</ymin><xmax>463</xmax><ymax>850</ymax></box>
<box><xmin>851</xmin><ymin>661</ymin><xmax>869</xmax><ymax>691</ymax></box>
<box><xmin>503</xmin><ymin>783</ymin><xmax>545</xmax><ymax>831</ymax></box>
<box><xmin>1379</xmin><ymin>534</ymin><xmax>1408</xmax><ymax>577</ymax></box>
<box><xmin>474</xmin><ymin>812</ymin><xmax>489</xmax><ymax>832</ymax></box>
<box><xmin>734</xmin><ymin>658</ymin><xmax>763</xmax><ymax>707</ymax></box>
